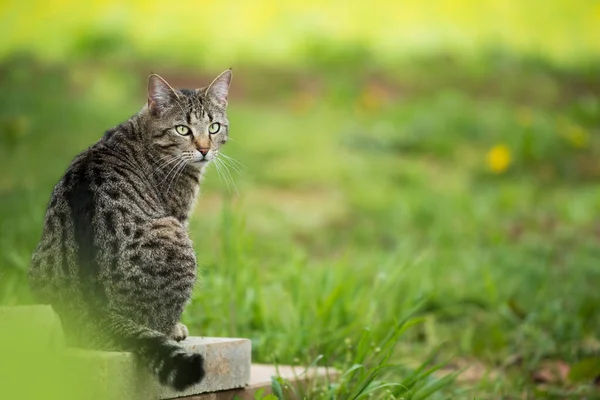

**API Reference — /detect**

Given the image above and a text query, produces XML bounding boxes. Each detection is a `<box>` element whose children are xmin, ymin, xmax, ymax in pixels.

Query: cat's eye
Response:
<box><xmin>208</xmin><ymin>122</ymin><xmax>220</xmax><ymax>134</ymax></box>
<box><xmin>175</xmin><ymin>125</ymin><xmax>190</xmax><ymax>135</ymax></box>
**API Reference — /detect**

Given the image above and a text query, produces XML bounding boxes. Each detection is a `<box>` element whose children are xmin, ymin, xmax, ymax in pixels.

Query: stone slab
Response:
<box><xmin>177</xmin><ymin>364</ymin><xmax>340</xmax><ymax>400</ymax></box>
<box><xmin>158</xmin><ymin>337</ymin><xmax>251</xmax><ymax>399</ymax></box>
<box><xmin>66</xmin><ymin>337</ymin><xmax>251</xmax><ymax>400</ymax></box>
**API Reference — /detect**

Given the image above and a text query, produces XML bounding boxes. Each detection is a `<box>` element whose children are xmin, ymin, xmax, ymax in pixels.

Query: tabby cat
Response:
<box><xmin>28</xmin><ymin>69</ymin><xmax>232</xmax><ymax>391</ymax></box>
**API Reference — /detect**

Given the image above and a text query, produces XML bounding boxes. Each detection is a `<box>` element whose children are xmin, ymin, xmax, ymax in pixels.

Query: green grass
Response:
<box><xmin>1</xmin><ymin>53</ymin><xmax>600</xmax><ymax>398</ymax></box>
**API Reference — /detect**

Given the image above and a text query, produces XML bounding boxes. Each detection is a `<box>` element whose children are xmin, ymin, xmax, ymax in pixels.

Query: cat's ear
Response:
<box><xmin>206</xmin><ymin>69</ymin><xmax>232</xmax><ymax>106</ymax></box>
<box><xmin>147</xmin><ymin>74</ymin><xmax>178</xmax><ymax>117</ymax></box>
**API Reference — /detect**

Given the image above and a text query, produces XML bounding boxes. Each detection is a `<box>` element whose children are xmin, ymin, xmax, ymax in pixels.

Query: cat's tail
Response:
<box><xmin>102</xmin><ymin>312</ymin><xmax>205</xmax><ymax>391</ymax></box>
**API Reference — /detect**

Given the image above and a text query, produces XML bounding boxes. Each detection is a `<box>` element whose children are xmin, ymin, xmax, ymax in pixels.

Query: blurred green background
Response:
<box><xmin>2</xmin><ymin>1</ymin><xmax>600</xmax><ymax>398</ymax></box>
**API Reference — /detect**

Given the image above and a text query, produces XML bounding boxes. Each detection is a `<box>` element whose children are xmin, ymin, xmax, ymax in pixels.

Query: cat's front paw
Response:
<box><xmin>170</xmin><ymin>322</ymin><xmax>189</xmax><ymax>342</ymax></box>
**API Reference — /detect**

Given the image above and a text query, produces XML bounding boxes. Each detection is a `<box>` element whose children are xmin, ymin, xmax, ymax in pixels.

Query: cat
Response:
<box><xmin>28</xmin><ymin>69</ymin><xmax>232</xmax><ymax>391</ymax></box>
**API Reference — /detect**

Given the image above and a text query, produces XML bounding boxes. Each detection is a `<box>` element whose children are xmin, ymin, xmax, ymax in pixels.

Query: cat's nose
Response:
<box><xmin>199</xmin><ymin>149</ymin><xmax>209</xmax><ymax>156</ymax></box>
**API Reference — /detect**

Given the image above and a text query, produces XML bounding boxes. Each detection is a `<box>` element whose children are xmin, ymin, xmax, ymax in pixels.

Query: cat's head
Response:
<box><xmin>143</xmin><ymin>70</ymin><xmax>232</xmax><ymax>166</ymax></box>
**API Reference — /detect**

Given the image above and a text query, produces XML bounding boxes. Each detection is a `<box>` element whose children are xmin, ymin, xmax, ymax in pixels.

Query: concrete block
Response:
<box><xmin>65</xmin><ymin>348</ymin><xmax>152</xmax><ymax>400</ymax></box>
<box><xmin>158</xmin><ymin>337</ymin><xmax>251</xmax><ymax>399</ymax></box>
<box><xmin>66</xmin><ymin>337</ymin><xmax>251</xmax><ymax>400</ymax></box>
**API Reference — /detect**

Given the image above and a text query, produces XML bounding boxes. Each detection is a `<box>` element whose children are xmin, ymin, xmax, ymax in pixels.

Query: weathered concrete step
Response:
<box><xmin>68</xmin><ymin>337</ymin><xmax>252</xmax><ymax>400</ymax></box>
<box><xmin>178</xmin><ymin>364</ymin><xmax>340</xmax><ymax>400</ymax></box>
<box><xmin>161</xmin><ymin>337</ymin><xmax>251</xmax><ymax>399</ymax></box>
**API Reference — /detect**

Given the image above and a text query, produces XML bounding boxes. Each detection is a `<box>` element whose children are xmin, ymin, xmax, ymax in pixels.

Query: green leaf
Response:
<box><xmin>271</xmin><ymin>376</ymin><xmax>284</xmax><ymax>400</ymax></box>
<box><xmin>412</xmin><ymin>370</ymin><xmax>460</xmax><ymax>400</ymax></box>
<box><xmin>394</xmin><ymin>345</ymin><xmax>445</xmax><ymax>394</ymax></box>
<box><xmin>253</xmin><ymin>388</ymin><xmax>266</xmax><ymax>400</ymax></box>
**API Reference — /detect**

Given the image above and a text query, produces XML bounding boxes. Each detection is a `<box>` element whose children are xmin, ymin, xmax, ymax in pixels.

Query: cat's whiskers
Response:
<box><xmin>165</xmin><ymin>152</ymin><xmax>199</xmax><ymax>195</ymax></box>
<box><xmin>158</xmin><ymin>159</ymin><xmax>185</xmax><ymax>185</ymax></box>
<box><xmin>221</xmin><ymin>156</ymin><xmax>239</xmax><ymax>189</ymax></box>
<box><xmin>219</xmin><ymin>159</ymin><xmax>238</xmax><ymax>195</ymax></box>
<box><xmin>154</xmin><ymin>159</ymin><xmax>177</xmax><ymax>175</ymax></box>
<box><xmin>160</xmin><ymin>156</ymin><xmax>188</xmax><ymax>186</ymax></box>
<box><xmin>155</xmin><ymin>154</ymin><xmax>184</xmax><ymax>174</ymax></box>
<box><xmin>212</xmin><ymin>157</ymin><xmax>227</xmax><ymax>190</ymax></box>
<box><xmin>214</xmin><ymin>157</ymin><xmax>239</xmax><ymax>195</ymax></box>
<box><xmin>155</xmin><ymin>152</ymin><xmax>186</xmax><ymax>167</ymax></box>
<box><xmin>166</xmin><ymin>156</ymin><xmax>191</xmax><ymax>195</ymax></box>
<box><xmin>219</xmin><ymin>158</ymin><xmax>243</xmax><ymax>177</ymax></box>
<box><xmin>218</xmin><ymin>153</ymin><xmax>245</xmax><ymax>174</ymax></box>
<box><xmin>156</xmin><ymin>153</ymin><xmax>179</xmax><ymax>165</ymax></box>
<box><xmin>212</xmin><ymin>158</ymin><xmax>228</xmax><ymax>191</ymax></box>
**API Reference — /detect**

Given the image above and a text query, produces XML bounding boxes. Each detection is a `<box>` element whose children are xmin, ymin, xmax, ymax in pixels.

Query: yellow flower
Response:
<box><xmin>563</xmin><ymin>124</ymin><xmax>590</xmax><ymax>149</ymax></box>
<box><xmin>486</xmin><ymin>145</ymin><xmax>512</xmax><ymax>174</ymax></box>
<box><xmin>557</xmin><ymin>117</ymin><xmax>590</xmax><ymax>149</ymax></box>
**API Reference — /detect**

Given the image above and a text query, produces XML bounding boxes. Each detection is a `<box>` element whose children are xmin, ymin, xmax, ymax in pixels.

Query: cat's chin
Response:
<box><xmin>191</xmin><ymin>159</ymin><xmax>210</xmax><ymax>168</ymax></box>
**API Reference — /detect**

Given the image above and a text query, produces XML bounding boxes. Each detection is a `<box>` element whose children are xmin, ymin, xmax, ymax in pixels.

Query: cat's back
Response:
<box><xmin>29</xmin><ymin>140</ymin><xmax>103</xmax><ymax>302</ymax></box>
<box><xmin>29</xmin><ymin>126</ymin><xmax>160</xmax><ymax>301</ymax></box>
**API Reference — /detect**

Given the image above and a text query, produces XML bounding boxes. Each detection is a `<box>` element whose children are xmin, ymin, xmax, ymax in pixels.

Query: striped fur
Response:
<box><xmin>29</xmin><ymin>70</ymin><xmax>232</xmax><ymax>391</ymax></box>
